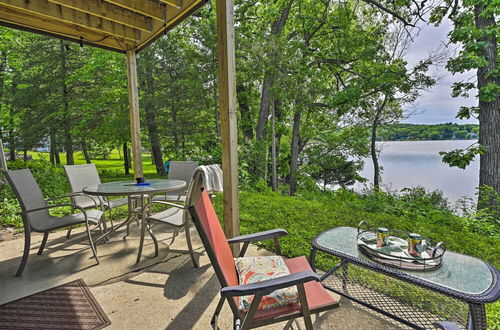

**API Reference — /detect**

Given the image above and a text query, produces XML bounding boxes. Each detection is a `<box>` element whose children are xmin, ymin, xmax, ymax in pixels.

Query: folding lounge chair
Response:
<box><xmin>4</xmin><ymin>169</ymin><xmax>103</xmax><ymax>277</ymax></box>
<box><xmin>188</xmin><ymin>189</ymin><xmax>339</xmax><ymax>330</ymax></box>
<box><xmin>64</xmin><ymin>164</ymin><xmax>129</xmax><ymax>232</ymax></box>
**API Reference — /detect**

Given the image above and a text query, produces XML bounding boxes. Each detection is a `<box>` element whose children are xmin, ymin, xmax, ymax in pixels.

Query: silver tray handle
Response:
<box><xmin>432</xmin><ymin>241</ymin><xmax>446</xmax><ymax>258</ymax></box>
<box><xmin>358</xmin><ymin>221</ymin><xmax>370</xmax><ymax>233</ymax></box>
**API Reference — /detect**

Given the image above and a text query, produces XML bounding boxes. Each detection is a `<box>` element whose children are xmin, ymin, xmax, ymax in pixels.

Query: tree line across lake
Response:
<box><xmin>377</xmin><ymin>123</ymin><xmax>479</xmax><ymax>141</ymax></box>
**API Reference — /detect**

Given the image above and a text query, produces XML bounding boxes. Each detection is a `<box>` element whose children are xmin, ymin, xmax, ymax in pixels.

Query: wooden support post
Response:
<box><xmin>125</xmin><ymin>49</ymin><xmax>143</xmax><ymax>180</ymax></box>
<box><xmin>216</xmin><ymin>0</ymin><xmax>239</xmax><ymax>255</ymax></box>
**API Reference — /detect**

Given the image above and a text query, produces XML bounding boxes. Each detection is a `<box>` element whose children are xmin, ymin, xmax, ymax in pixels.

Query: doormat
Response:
<box><xmin>0</xmin><ymin>279</ymin><xmax>110</xmax><ymax>329</ymax></box>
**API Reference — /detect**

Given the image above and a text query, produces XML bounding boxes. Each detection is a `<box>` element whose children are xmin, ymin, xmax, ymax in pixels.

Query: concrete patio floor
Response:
<box><xmin>0</xmin><ymin>219</ymin><xmax>404</xmax><ymax>329</ymax></box>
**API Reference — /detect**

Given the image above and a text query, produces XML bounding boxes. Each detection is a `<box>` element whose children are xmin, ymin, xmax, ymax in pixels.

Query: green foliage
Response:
<box><xmin>440</xmin><ymin>144</ymin><xmax>486</xmax><ymax>169</ymax></box>
<box><xmin>458</xmin><ymin>186</ymin><xmax>500</xmax><ymax>237</ymax></box>
<box><xmin>7</xmin><ymin>159</ymin><xmax>69</xmax><ymax>198</ymax></box>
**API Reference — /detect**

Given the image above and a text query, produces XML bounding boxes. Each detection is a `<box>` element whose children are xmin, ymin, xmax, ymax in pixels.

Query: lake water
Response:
<box><xmin>354</xmin><ymin>140</ymin><xmax>479</xmax><ymax>205</ymax></box>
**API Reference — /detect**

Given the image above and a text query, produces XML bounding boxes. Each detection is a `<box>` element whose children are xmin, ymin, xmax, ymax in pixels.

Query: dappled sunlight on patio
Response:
<box><xmin>0</xmin><ymin>220</ymin><xmax>402</xmax><ymax>329</ymax></box>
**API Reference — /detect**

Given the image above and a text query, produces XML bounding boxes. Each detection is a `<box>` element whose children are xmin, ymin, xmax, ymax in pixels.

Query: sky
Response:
<box><xmin>402</xmin><ymin>20</ymin><xmax>478</xmax><ymax>125</ymax></box>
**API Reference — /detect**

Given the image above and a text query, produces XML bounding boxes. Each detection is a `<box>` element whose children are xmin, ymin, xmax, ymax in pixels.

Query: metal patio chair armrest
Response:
<box><xmin>20</xmin><ymin>203</ymin><xmax>80</xmax><ymax>215</ymax></box>
<box><xmin>227</xmin><ymin>229</ymin><xmax>288</xmax><ymax>244</ymax></box>
<box><xmin>151</xmin><ymin>200</ymin><xmax>186</xmax><ymax>209</ymax></box>
<box><xmin>45</xmin><ymin>192</ymin><xmax>100</xmax><ymax>209</ymax></box>
<box><xmin>220</xmin><ymin>271</ymin><xmax>319</xmax><ymax>297</ymax></box>
<box><xmin>227</xmin><ymin>229</ymin><xmax>289</xmax><ymax>257</ymax></box>
<box><xmin>144</xmin><ymin>200</ymin><xmax>186</xmax><ymax>212</ymax></box>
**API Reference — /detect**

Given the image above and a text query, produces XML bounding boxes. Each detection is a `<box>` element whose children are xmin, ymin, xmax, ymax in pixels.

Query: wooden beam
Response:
<box><xmin>47</xmin><ymin>0</ymin><xmax>153</xmax><ymax>32</ymax></box>
<box><xmin>125</xmin><ymin>49</ymin><xmax>143</xmax><ymax>180</ymax></box>
<box><xmin>158</xmin><ymin>0</ymin><xmax>182</xmax><ymax>10</ymax></box>
<box><xmin>104</xmin><ymin>0</ymin><xmax>165</xmax><ymax>21</ymax></box>
<box><xmin>0</xmin><ymin>6</ymin><xmax>133</xmax><ymax>51</ymax></box>
<box><xmin>0</xmin><ymin>0</ymin><xmax>140</xmax><ymax>42</ymax></box>
<box><xmin>135</xmin><ymin>0</ymin><xmax>204</xmax><ymax>52</ymax></box>
<box><xmin>216</xmin><ymin>0</ymin><xmax>239</xmax><ymax>254</ymax></box>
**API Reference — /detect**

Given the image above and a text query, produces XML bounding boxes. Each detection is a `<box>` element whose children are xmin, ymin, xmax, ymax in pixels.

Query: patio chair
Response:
<box><xmin>64</xmin><ymin>164</ymin><xmax>129</xmax><ymax>233</ymax></box>
<box><xmin>143</xmin><ymin>166</ymin><xmax>206</xmax><ymax>268</ymax></box>
<box><xmin>153</xmin><ymin>160</ymin><xmax>198</xmax><ymax>202</ymax></box>
<box><xmin>188</xmin><ymin>189</ymin><xmax>339</xmax><ymax>330</ymax></box>
<box><xmin>3</xmin><ymin>169</ymin><xmax>103</xmax><ymax>277</ymax></box>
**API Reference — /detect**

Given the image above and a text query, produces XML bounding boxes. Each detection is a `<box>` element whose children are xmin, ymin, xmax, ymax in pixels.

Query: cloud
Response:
<box><xmin>402</xmin><ymin>20</ymin><xmax>479</xmax><ymax>125</ymax></box>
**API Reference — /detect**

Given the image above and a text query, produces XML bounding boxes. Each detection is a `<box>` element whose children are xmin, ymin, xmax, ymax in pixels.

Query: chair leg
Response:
<box><xmin>85</xmin><ymin>221</ymin><xmax>99</xmax><ymax>265</ymax></box>
<box><xmin>125</xmin><ymin>219</ymin><xmax>132</xmax><ymax>238</ymax></box>
<box><xmin>136</xmin><ymin>213</ymin><xmax>147</xmax><ymax>263</ymax></box>
<box><xmin>185</xmin><ymin>221</ymin><xmax>199</xmax><ymax>268</ymax></box>
<box><xmin>146</xmin><ymin>222</ymin><xmax>159</xmax><ymax>257</ymax></box>
<box><xmin>107</xmin><ymin>209</ymin><xmax>114</xmax><ymax>230</ymax></box>
<box><xmin>211</xmin><ymin>297</ymin><xmax>226</xmax><ymax>330</ymax></box>
<box><xmin>15</xmin><ymin>226</ymin><xmax>31</xmax><ymax>277</ymax></box>
<box><xmin>241</xmin><ymin>294</ymin><xmax>263</xmax><ymax>330</ymax></box>
<box><xmin>170</xmin><ymin>227</ymin><xmax>179</xmax><ymax>245</ymax></box>
<box><xmin>66</xmin><ymin>226</ymin><xmax>72</xmax><ymax>239</ymax></box>
<box><xmin>37</xmin><ymin>232</ymin><xmax>49</xmax><ymax>255</ymax></box>
<box><xmin>297</xmin><ymin>283</ymin><xmax>313</xmax><ymax>330</ymax></box>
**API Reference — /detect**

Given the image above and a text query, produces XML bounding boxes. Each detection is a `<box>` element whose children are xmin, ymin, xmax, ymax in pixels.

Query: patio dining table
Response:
<box><xmin>309</xmin><ymin>226</ymin><xmax>500</xmax><ymax>330</ymax></box>
<box><xmin>83</xmin><ymin>179</ymin><xmax>186</xmax><ymax>263</ymax></box>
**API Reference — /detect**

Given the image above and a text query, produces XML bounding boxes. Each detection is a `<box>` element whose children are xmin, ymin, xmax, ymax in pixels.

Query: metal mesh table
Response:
<box><xmin>309</xmin><ymin>227</ymin><xmax>500</xmax><ymax>329</ymax></box>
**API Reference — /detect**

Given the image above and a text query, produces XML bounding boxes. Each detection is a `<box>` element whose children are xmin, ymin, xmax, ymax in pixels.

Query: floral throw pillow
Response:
<box><xmin>234</xmin><ymin>256</ymin><xmax>299</xmax><ymax>311</ymax></box>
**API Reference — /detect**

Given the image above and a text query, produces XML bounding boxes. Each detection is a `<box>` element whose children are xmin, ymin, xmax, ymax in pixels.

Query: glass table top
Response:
<box><xmin>82</xmin><ymin>179</ymin><xmax>186</xmax><ymax>196</ymax></box>
<box><xmin>315</xmin><ymin>227</ymin><xmax>495</xmax><ymax>295</ymax></box>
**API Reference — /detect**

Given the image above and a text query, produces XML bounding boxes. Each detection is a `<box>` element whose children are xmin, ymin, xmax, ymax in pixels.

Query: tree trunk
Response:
<box><xmin>0</xmin><ymin>52</ymin><xmax>6</xmax><ymax>115</ymax></box>
<box><xmin>49</xmin><ymin>130</ymin><xmax>57</xmax><ymax>165</ymax></box>
<box><xmin>475</xmin><ymin>4</ymin><xmax>500</xmax><ymax>210</ymax></box>
<box><xmin>143</xmin><ymin>60</ymin><xmax>165</xmax><ymax>176</ymax></box>
<box><xmin>60</xmin><ymin>41</ymin><xmax>74</xmax><ymax>165</ymax></box>
<box><xmin>289</xmin><ymin>108</ymin><xmax>301</xmax><ymax>196</ymax></box>
<box><xmin>274</xmin><ymin>98</ymin><xmax>283</xmax><ymax>174</ymax></box>
<box><xmin>8</xmin><ymin>124</ymin><xmax>15</xmax><ymax>161</ymax></box>
<box><xmin>172</xmin><ymin>106</ymin><xmax>179</xmax><ymax>158</ymax></box>
<box><xmin>256</xmin><ymin>75</ymin><xmax>274</xmax><ymax>141</ymax></box>
<box><xmin>127</xmin><ymin>148</ymin><xmax>132</xmax><ymax>169</ymax></box>
<box><xmin>371</xmin><ymin>96</ymin><xmax>388</xmax><ymax>191</ymax></box>
<box><xmin>82</xmin><ymin>140</ymin><xmax>91</xmax><ymax>164</ymax></box>
<box><xmin>123</xmin><ymin>142</ymin><xmax>130</xmax><ymax>175</ymax></box>
<box><xmin>271</xmin><ymin>99</ymin><xmax>277</xmax><ymax>191</ymax></box>
<box><xmin>23</xmin><ymin>149</ymin><xmax>28</xmax><ymax>162</ymax></box>
<box><xmin>8</xmin><ymin>76</ymin><xmax>17</xmax><ymax>162</ymax></box>
<box><xmin>255</xmin><ymin>2</ymin><xmax>294</xmax><ymax>179</ymax></box>
<box><xmin>237</xmin><ymin>84</ymin><xmax>254</xmax><ymax>141</ymax></box>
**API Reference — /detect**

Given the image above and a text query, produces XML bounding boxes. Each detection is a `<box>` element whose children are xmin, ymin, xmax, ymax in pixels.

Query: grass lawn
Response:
<box><xmin>26</xmin><ymin>149</ymin><xmax>161</xmax><ymax>180</ymax></box>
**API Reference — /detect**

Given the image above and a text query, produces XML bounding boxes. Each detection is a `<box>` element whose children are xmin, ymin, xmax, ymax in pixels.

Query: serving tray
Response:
<box><xmin>356</xmin><ymin>221</ymin><xmax>446</xmax><ymax>271</ymax></box>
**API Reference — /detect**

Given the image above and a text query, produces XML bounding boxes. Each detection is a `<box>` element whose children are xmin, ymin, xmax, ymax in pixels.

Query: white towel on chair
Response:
<box><xmin>194</xmin><ymin>165</ymin><xmax>223</xmax><ymax>193</ymax></box>
<box><xmin>209</xmin><ymin>164</ymin><xmax>223</xmax><ymax>192</ymax></box>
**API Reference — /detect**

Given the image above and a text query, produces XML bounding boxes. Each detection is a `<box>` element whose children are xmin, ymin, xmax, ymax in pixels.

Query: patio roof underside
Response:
<box><xmin>0</xmin><ymin>0</ymin><xmax>207</xmax><ymax>53</ymax></box>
